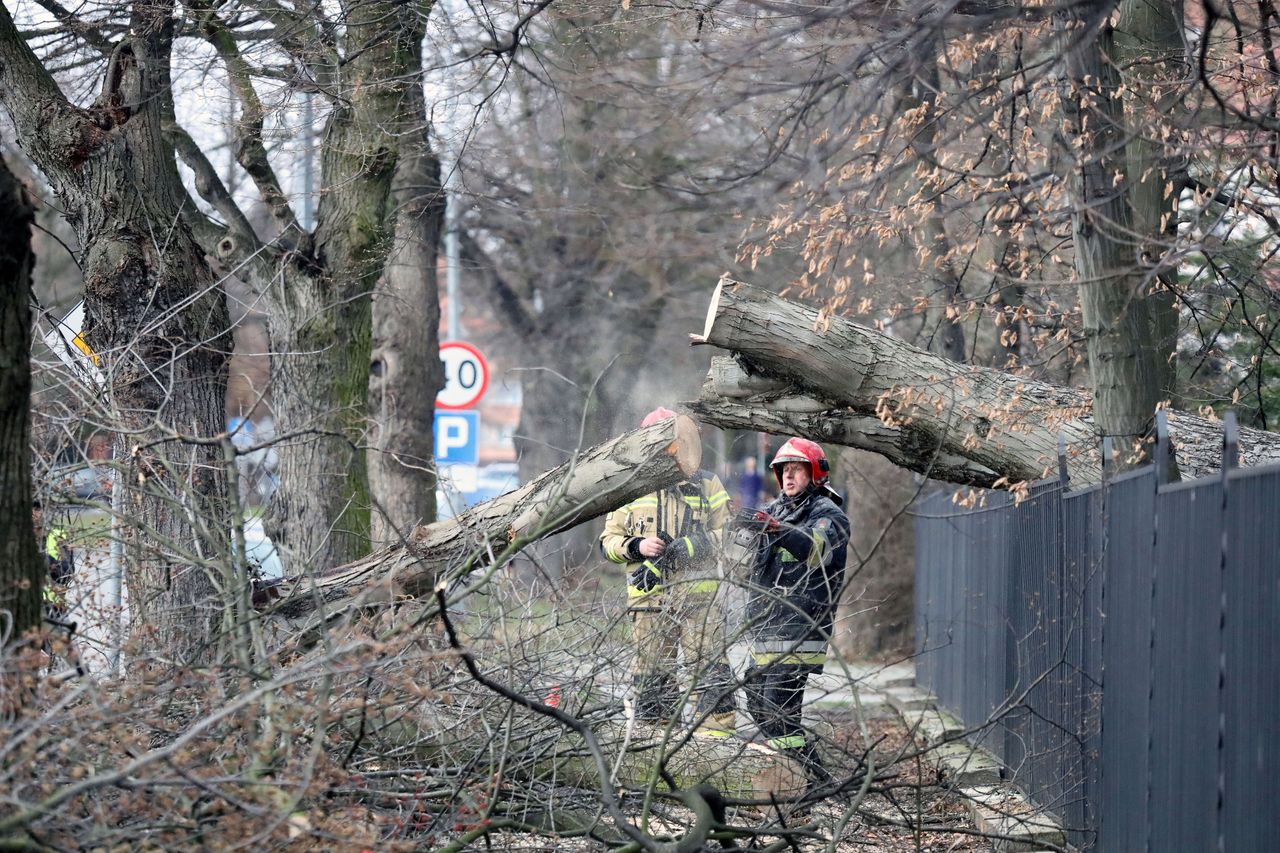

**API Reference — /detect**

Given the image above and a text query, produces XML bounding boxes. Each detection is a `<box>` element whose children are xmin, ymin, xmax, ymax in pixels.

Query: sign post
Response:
<box><xmin>435</xmin><ymin>411</ymin><xmax>480</xmax><ymax>494</ymax></box>
<box><xmin>435</xmin><ymin>342</ymin><xmax>488</xmax><ymax>500</ymax></box>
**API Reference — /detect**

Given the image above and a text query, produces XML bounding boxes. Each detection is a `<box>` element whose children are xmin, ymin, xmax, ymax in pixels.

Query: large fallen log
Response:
<box><xmin>264</xmin><ymin>415</ymin><xmax>703</xmax><ymax>649</ymax></box>
<box><xmin>695</xmin><ymin>357</ymin><xmax>1000</xmax><ymax>486</ymax></box>
<box><xmin>689</xmin><ymin>279</ymin><xmax>1280</xmax><ymax>485</ymax></box>
<box><xmin>369</xmin><ymin>707</ymin><xmax>810</xmax><ymax>799</ymax></box>
<box><xmin>345</xmin><ymin>663</ymin><xmax>838</xmax><ymax>803</ymax></box>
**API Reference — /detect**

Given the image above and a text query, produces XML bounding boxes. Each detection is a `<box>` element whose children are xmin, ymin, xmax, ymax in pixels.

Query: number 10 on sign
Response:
<box><xmin>437</xmin><ymin>341</ymin><xmax>490</xmax><ymax>410</ymax></box>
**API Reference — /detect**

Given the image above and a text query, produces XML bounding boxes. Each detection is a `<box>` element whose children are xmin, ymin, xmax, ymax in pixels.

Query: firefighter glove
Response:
<box><xmin>674</xmin><ymin>528</ymin><xmax>714</xmax><ymax>562</ymax></box>
<box><xmin>731</xmin><ymin>507</ymin><xmax>780</xmax><ymax>533</ymax></box>
<box><xmin>630</xmin><ymin>560</ymin><xmax>663</xmax><ymax>592</ymax></box>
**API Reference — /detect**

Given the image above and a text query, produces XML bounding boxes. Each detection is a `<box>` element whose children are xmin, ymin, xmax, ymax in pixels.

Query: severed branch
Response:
<box><xmin>691</xmin><ymin>279</ymin><xmax>1280</xmax><ymax>485</ymax></box>
<box><xmin>166</xmin><ymin>121</ymin><xmax>266</xmax><ymax>267</ymax></box>
<box><xmin>688</xmin><ymin>357</ymin><xmax>999</xmax><ymax>486</ymax></box>
<box><xmin>264</xmin><ymin>415</ymin><xmax>704</xmax><ymax>651</ymax></box>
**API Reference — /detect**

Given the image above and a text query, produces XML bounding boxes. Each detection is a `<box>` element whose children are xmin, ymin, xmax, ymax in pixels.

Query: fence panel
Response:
<box><xmin>914</xmin><ymin>460</ymin><xmax>1276</xmax><ymax>852</ymax></box>
<box><xmin>969</xmin><ymin>494</ymin><xmax>1015</xmax><ymax>731</ymax></box>
<box><xmin>1003</xmin><ymin>484</ymin><xmax>1067</xmax><ymax>815</ymax></box>
<box><xmin>914</xmin><ymin>491</ymin><xmax>1014</xmax><ymax>734</ymax></box>
<box><xmin>1095</xmin><ymin>469</ymin><xmax>1157</xmax><ymax>852</ymax></box>
<box><xmin>1061</xmin><ymin>485</ymin><xmax>1104</xmax><ymax>846</ymax></box>
<box><xmin>1221</xmin><ymin>466</ymin><xmax>1280</xmax><ymax>852</ymax></box>
<box><xmin>1148</xmin><ymin>480</ymin><xmax>1223</xmax><ymax>853</ymax></box>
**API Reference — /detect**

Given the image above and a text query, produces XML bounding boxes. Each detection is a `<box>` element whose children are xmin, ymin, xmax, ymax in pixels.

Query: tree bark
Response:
<box><xmin>694</xmin><ymin>356</ymin><xmax>1000</xmax><ymax>485</ymax></box>
<box><xmin>903</xmin><ymin>35</ymin><xmax>969</xmax><ymax>365</ymax></box>
<box><xmin>0</xmin><ymin>3</ymin><xmax>231</xmax><ymax>661</ymax></box>
<box><xmin>265</xmin><ymin>415</ymin><xmax>704</xmax><ymax>651</ymax></box>
<box><xmin>1113</xmin><ymin>0</ymin><xmax>1185</xmax><ymax>399</ymax></box>
<box><xmin>444</xmin><ymin>717</ymin><xmax>811</xmax><ymax>800</ymax></box>
<box><xmin>689</xmin><ymin>281</ymin><xmax>1280</xmax><ymax>485</ymax></box>
<box><xmin>266</xmin><ymin>0</ymin><xmax>425</xmax><ymax>572</ymax></box>
<box><xmin>1061</xmin><ymin>4</ymin><xmax>1172</xmax><ymax>467</ymax></box>
<box><xmin>0</xmin><ymin>150</ymin><xmax>42</xmax><ymax>647</ymax></box>
<box><xmin>368</xmin><ymin>59</ymin><xmax>446</xmax><ymax>547</ymax></box>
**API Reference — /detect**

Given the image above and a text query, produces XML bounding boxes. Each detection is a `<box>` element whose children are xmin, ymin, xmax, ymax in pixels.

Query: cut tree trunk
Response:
<box><xmin>504</xmin><ymin>721</ymin><xmax>810</xmax><ymax>799</ymax></box>
<box><xmin>695</xmin><ymin>357</ymin><xmax>999</xmax><ymax>486</ymax></box>
<box><xmin>689</xmin><ymin>280</ymin><xmax>1280</xmax><ymax>485</ymax></box>
<box><xmin>265</xmin><ymin>415</ymin><xmax>704</xmax><ymax>651</ymax></box>
<box><xmin>0</xmin><ymin>150</ymin><xmax>42</xmax><ymax>645</ymax></box>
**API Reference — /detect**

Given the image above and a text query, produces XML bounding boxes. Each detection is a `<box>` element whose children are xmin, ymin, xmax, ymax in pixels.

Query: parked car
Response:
<box><xmin>49</xmin><ymin>461</ymin><xmax>113</xmax><ymax>500</ymax></box>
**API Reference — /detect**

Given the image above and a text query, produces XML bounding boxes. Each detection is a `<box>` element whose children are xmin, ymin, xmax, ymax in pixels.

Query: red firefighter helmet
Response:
<box><xmin>641</xmin><ymin>406</ymin><xmax>678</xmax><ymax>428</ymax></box>
<box><xmin>770</xmin><ymin>437</ymin><xmax>841</xmax><ymax>504</ymax></box>
<box><xmin>770</xmin><ymin>437</ymin><xmax>829</xmax><ymax>487</ymax></box>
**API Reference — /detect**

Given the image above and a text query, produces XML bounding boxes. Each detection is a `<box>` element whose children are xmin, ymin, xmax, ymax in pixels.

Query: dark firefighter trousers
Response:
<box><xmin>745</xmin><ymin>660</ymin><xmax>826</xmax><ymax>779</ymax></box>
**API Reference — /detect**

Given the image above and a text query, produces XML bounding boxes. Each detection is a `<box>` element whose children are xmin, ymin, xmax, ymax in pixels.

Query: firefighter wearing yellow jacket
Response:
<box><xmin>599</xmin><ymin>407</ymin><xmax>736</xmax><ymax>735</ymax></box>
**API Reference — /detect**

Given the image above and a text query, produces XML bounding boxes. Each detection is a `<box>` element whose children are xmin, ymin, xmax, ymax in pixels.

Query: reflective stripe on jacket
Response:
<box><xmin>599</xmin><ymin>471</ymin><xmax>730</xmax><ymax>601</ymax></box>
<box><xmin>745</xmin><ymin>486</ymin><xmax>849</xmax><ymax>645</ymax></box>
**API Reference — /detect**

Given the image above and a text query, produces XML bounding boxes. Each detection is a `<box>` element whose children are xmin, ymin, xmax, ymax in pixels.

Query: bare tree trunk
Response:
<box><xmin>269</xmin><ymin>268</ymin><xmax>374</xmax><ymax>571</ymax></box>
<box><xmin>689</xmin><ymin>281</ymin><xmax>1280</xmax><ymax>484</ymax></box>
<box><xmin>0</xmin><ymin>4</ymin><xmax>231</xmax><ymax>662</ymax></box>
<box><xmin>1114</xmin><ymin>0</ymin><xmax>1185</xmax><ymax>399</ymax></box>
<box><xmin>905</xmin><ymin>34</ymin><xmax>969</xmax><ymax>364</ymax></box>
<box><xmin>0</xmin><ymin>151</ymin><xmax>42</xmax><ymax>647</ymax></box>
<box><xmin>368</xmin><ymin>71</ymin><xmax>446</xmax><ymax>546</ymax></box>
<box><xmin>267</xmin><ymin>0</ymin><xmax>423</xmax><ymax>573</ymax></box>
<box><xmin>267</xmin><ymin>415</ymin><xmax>704</xmax><ymax>652</ymax></box>
<box><xmin>1061</xmin><ymin>5</ymin><xmax>1171</xmax><ymax>467</ymax></box>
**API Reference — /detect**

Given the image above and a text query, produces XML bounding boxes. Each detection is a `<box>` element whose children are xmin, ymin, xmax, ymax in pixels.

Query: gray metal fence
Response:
<box><xmin>914</xmin><ymin>427</ymin><xmax>1279</xmax><ymax>851</ymax></box>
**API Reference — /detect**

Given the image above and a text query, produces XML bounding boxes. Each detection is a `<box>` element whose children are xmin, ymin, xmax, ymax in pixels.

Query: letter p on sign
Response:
<box><xmin>434</xmin><ymin>411</ymin><xmax>479</xmax><ymax>465</ymax></box>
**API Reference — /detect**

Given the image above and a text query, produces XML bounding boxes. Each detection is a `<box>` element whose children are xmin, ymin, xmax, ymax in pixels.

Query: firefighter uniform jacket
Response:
<box><xmin>599</xmin><ymin>471</ymin><xmax>730</xmax><ymax>603</ymax></box>
<box><xmin>745</xmin><ymin>485</ymin><xmax>849</xmax><ymax>665</ymax></box>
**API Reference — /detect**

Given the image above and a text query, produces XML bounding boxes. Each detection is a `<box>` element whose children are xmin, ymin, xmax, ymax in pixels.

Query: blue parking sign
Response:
<box><xmin>434</xmin><ymin>411</ymin><xmax>479</xmax><ymax>464</ymax></box>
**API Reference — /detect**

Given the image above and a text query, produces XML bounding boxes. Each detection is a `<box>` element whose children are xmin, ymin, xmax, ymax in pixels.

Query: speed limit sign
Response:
<box><xmin>437</xmin><ymin>341</ymin><xmax>489</xmax><ymax>410</ymax></box>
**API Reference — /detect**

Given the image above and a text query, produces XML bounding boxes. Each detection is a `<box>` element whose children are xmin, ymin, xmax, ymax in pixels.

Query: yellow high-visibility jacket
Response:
<box><xmin>45</xmin><ymin>527</ymin><xmax>66</xmax><ymax>561</ymax></box>
<box><xmin>43</xmin><ymin>525</ymin><xmax>71</xmax><ymax>607</ymax></box>
<box><xmin>599</xmin><ymin>471</ymin><xmax>730</xmax><ymax>603</ymax></box>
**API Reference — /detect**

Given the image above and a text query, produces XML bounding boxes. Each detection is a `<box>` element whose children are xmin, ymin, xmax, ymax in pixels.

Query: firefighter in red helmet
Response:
<box><xmin>599</xmin><ymin>407</ymin><xmax>736</xmax><ymax>736</ymax></box>
<box><xmin>731</xmin><ymin>436</ymin><xmax>849</xmax><ymax>792</ymax></box>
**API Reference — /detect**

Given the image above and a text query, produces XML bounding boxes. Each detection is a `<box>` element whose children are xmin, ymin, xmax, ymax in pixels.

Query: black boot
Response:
<box><xmin>694</xmin><ymin>664</ymin><xmax>737</xmax><ymax>735</ymax></box>
<box><xmin>633</xmin><ymin>672</ymin><xmax>678</xmax><ymax>724</ymax></box>
<box><xmin>798</xmin><ymin>742</ymin><xmax>834</xmax><ymax>806</ymax></box>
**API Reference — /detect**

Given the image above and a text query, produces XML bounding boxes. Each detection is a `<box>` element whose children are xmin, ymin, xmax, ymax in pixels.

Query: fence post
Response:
<box><xmin>1102</xmin><ymin>436</ymin><xmax>1113</xmax><ymax>483</ymax></box>
<box><xmin>1154</xmin><ymin>409</ymin><xmax>1174</xmax><ymax>486</ymax></box>
<box><xmin>1221</xmin><ymin>410</ymin><xmax>1239</xmax><ymax>476</ymax></box>
<box><xmin>1058</xmin><ymin>432</ymin><xmax>1070</xmax><ymax>490</ymax></box>
<box><xmin>1215</xmin><ymin>409</ymin><xmax>1237</xmax><ymax>852</ymax></box>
